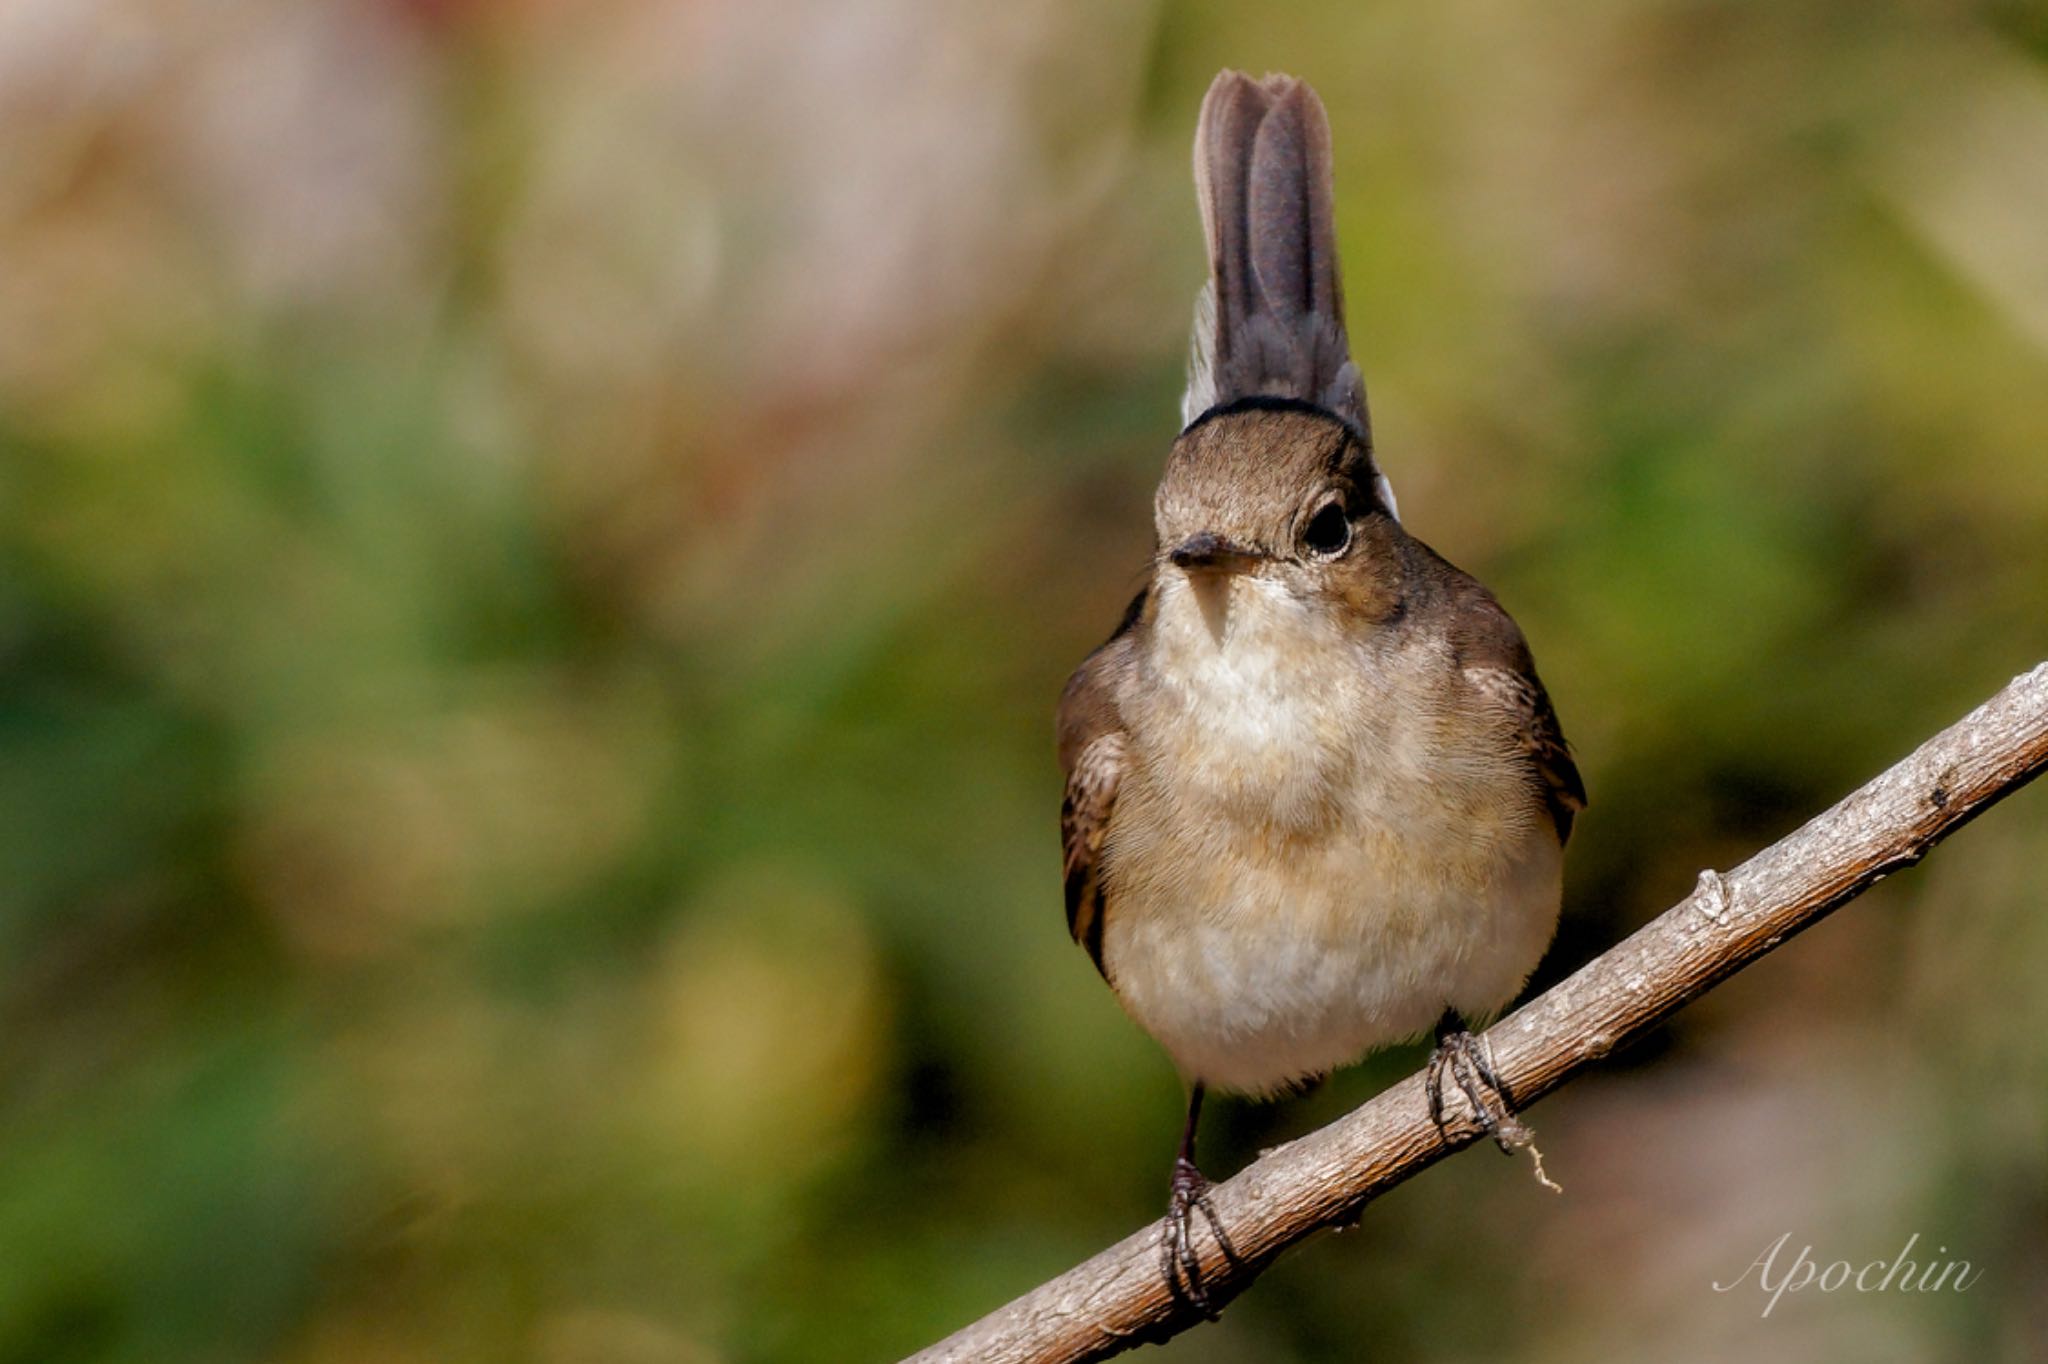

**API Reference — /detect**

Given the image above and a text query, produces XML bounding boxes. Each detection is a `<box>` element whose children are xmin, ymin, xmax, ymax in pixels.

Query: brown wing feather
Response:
<box><xmin>1445</xmin><ymin>575</ymin><xmax>1587</xmax><ymax>845</ymax></box>
<box><xmin>1056</xmin><ymin>593</ymin><xmax>1142</xmax><ymax>980</ymax></box>
<box><xmin>1469</xmin><ymin>662</ymin><xmax>1586</xmax><ymax>844</ymax></box>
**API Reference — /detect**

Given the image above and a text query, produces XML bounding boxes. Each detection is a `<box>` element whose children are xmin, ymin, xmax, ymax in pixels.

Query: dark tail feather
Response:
<box><xmin>1185</xmin><ymin>71</ymin><xmax>1368</xmax><ymax>439</ymax></box>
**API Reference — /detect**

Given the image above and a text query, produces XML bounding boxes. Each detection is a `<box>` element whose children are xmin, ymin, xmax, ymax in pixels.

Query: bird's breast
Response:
<box><xmin>1099</xmin><ymin>575</ymin><xmax>1558</xmax><ymax>1093</ymax></box>
<box><xmin>1125</xmin><ymin>574</ymin><xmax>1380</xmax><ymax>830</ymax></box>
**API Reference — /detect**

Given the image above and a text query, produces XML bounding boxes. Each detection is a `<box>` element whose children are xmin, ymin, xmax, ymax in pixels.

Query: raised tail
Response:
<box><xmin>1183</xmin><ymin>71</ymin><xmax>1370</xmax><ymax>441</ymax></box>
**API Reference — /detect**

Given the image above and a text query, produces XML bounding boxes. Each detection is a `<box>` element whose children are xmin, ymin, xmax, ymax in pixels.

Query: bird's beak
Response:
<box><xmin>1169</xmin><ymin>531</ymin><xmax>1262</xmax><ymax>573</ymax></box>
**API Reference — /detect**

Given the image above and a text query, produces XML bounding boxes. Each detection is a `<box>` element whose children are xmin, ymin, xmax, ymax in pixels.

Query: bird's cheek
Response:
<box><xmin>1333</xmin><ymin>569</ymin><xmax>1404</xmax><ymax>626</ymax></box>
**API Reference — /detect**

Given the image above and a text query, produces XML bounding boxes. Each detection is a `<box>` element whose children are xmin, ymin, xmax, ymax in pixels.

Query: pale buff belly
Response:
<box><xmin>1099</xmin><ymin>766</ymin><xmax>1562</xmax><ymax>1097</ymax></box>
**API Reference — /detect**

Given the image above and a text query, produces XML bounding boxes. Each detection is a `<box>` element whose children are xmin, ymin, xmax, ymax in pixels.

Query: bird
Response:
<box><xmin>1056</xmin><ymin>69</ymin><xmax>1584</xmax><ymax>1308</ymax></box>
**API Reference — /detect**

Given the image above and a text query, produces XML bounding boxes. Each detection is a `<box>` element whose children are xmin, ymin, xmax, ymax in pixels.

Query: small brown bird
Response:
<box><xmin>1057</xmin><ymin>70</ymin><xmax>1584</xmax><ymax>1306</ymax></box>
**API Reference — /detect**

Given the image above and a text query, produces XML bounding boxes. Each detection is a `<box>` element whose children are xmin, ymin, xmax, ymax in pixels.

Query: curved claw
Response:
<box><xmin>1426</xmin><ymin>1015</ymin><xmax>1523</xmax><ymax>1154</ymax></box>
<box><xmin>1161</xmin><ymin>1155</ymin><xmax>1220</xmax><ymax>1316</ymax></box>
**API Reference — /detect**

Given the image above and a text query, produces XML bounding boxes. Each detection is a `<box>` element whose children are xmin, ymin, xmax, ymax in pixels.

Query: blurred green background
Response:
<box><xmin>4</xmin><ymin>1</ymin><xmax>2048</xmax><ymax>1361</ymax></box>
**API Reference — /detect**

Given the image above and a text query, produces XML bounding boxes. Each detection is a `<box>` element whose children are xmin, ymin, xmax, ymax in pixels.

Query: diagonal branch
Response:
<box><xmin>906</xmin><ymin>662</ymin><xmax>2048</xmax><ymax>1364</ymax></box>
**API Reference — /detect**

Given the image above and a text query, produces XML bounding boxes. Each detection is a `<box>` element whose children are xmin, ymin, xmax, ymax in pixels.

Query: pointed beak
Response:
<box><xmin>1169</xmin><ymin>531</ymin><xmax>1262</xmax><ymax>573</ymax></box>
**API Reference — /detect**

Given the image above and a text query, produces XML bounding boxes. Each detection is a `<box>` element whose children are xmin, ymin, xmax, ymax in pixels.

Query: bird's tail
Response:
<box><xmin>1183</xmin><ymin>71</ymin><xmax>1369</xmax><ymax>439</ymax></box>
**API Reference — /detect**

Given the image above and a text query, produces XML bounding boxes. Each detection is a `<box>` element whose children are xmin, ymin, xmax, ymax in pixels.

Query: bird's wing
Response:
<box><xmin>1056</xmin><ymin>592</ymin><xmax>1143</xmax><ymax>980</ymax></box>
<box><xmin>1452</xmin><ymin>587</ymin><xmax>1587</xmax><ymax>846</ymax></box>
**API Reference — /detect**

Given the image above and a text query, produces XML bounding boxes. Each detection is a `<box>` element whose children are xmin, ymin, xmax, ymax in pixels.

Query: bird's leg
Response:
<box><xmin>1425</xmin><ymin>1008</ymin><xmax>1530</xmax><ymax>1154</ymax></box>
<box><xmin>1160</xmin><ymin>1083</ymin><xmax>1233</xmax><ymax>1316</ymax></box>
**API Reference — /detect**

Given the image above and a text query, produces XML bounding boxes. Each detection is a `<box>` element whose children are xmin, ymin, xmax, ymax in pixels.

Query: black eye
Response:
<box><xmin>1301</xmin><ymin>502</ymin><xmax>1351</xmax><ymax>557</ymax></box>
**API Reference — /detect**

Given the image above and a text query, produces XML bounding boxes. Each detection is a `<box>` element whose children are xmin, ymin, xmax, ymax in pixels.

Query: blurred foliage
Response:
<box><xmin>3</xmin><ymin>1</ymin><xmax>2048</xmax><ymax>1361</ymax></box>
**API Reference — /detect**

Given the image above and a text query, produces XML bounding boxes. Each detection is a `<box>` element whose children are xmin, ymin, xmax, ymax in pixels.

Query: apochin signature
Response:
<box><xmin>1715</xmin><ymin>1232</ymin><xmax>1983</xmax><ymax>1317</ymax></box>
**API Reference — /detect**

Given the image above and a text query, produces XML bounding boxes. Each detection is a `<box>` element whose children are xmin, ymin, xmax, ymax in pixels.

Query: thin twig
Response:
<box><xmin>905</xmin><ymin>662</ymin><xmax>2048</xmax><ymax>1364</ymax></box>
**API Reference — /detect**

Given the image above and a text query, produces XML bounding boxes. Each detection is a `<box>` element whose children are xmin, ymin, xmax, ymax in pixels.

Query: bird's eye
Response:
<box><xmin>1301</xmin><ymin>502</ymin><xmax>1351</xmax><ymax>557</ymax></box>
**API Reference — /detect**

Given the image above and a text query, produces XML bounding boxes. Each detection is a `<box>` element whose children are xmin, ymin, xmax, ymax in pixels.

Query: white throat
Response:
<box><xmin>1128</xmin><ymin>570</ymin><xmax>1365</xmax><ymax>829</ymax></box>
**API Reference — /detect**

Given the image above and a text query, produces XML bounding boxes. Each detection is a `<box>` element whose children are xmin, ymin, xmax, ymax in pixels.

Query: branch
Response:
<box><xmin>907</xmin><ymin>662</ymin><xmax>2048</xmax><ymax>1364</ymax></box>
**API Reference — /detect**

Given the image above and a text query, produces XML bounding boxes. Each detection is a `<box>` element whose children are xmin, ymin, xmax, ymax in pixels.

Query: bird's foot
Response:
<box><xmin>1160</xmin><ymin>1155</ymin><xmax>1230</xmax><ymax>1317</ymax></box>
<box><xmin>1425</xmin><ymin>1014</ymin><xmax>1531</xmax><ymax>1156</ymax></box>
